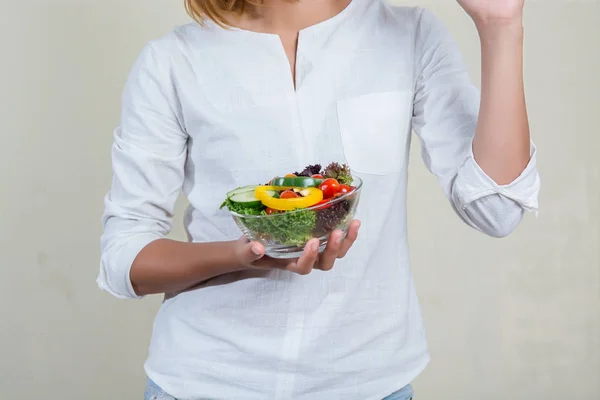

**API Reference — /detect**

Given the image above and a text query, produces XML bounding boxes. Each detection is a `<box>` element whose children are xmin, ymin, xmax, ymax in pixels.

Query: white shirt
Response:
<box><xmin>98</xmin><ymin>1</ymin><xmax>540</xmax><ymax>399</ymax></box>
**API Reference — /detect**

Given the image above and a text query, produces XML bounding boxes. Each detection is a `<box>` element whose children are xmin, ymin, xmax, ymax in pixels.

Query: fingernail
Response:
<box><xmin>252</xmin><ymin>245</ymin><xmax>262</xmax><ymax>256</ymax></box>
<box><xmin>312</xmin><ymin>242</ymin><xmax>319</xmax><ymax>252</ymax></box>
<box><xmin>336</xmin><ymin>235</ymin><xmax>343</xmax><ymax>244</ymax></box>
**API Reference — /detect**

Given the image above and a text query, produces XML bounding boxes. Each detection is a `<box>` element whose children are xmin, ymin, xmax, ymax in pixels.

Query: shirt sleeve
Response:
<box><xmin>97</xmin><ymin>43</ymin><xmax>187</xmax><ymax>299</ymax></box>
<box><xmin>411</xmin><ymin>8</ymin><xmax>540</xmax><ymax>238</ymax></box>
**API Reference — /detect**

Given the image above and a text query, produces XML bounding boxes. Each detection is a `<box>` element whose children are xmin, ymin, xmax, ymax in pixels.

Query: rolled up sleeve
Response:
<box><xmin>412</xmin><ymin>8</ymin><xmax>540</xmax><ymax>238</ymax></box>
<box><xmin>98</xmin><ymin>42</ymin><xmax>187</xmax><ymax>299</ymax></box>
<box><xmin>452</xmin><ymin>142</ymin><xmax>540</xmax><ymax>237</ymax></box>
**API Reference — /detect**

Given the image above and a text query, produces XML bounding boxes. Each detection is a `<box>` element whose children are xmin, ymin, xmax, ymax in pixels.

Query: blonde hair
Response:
<box><xmin>185</xmin><ymin>0</ymin><xmax>258</xmax><ymax>27</ymax></box>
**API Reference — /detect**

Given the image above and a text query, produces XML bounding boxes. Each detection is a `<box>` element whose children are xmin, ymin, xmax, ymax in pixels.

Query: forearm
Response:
<box><xmin>472</xmin><ymin>19</ymin><xmax>530</xmax><ymax>185</ymax></box>
<box><xmin>130</xmin><ymin>239</ymin><xmax>245</xmax><ymax>296</ymax></box>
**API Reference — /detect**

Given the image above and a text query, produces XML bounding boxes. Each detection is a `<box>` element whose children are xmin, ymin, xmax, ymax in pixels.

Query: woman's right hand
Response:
<box><xmin>234</xmin><ymin>219</ymin><xmax>361</xmax><ymax>275</ymax></box>
<box><xmin>129</xmin><ymin>220</ymin><xmax>360</xmax><ymax>296</ymax></box>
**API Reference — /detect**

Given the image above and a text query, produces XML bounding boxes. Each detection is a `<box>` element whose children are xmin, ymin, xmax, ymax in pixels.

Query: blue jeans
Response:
<box><xmin>145</xmin><ymin>378</ymin><xmax>413</xmax><ymax>399</ymax></box>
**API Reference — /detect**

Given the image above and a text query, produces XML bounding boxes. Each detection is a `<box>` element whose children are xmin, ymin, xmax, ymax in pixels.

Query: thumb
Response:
<box><xmin>238</xmin><ymin>239</ymin><xmax>266</xmax><ymax>264</ymax></box>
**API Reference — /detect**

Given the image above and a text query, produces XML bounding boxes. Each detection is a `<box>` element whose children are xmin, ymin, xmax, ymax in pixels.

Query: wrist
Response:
<box><xmin>219</xmin><ymin>240</ymin><xmax>251</xmax><ymax>273</ymax></box>
<box><xmin>190</xmin><ymin>240</ymin><xmax>249</xmax><ymax>276</ymax></box>
<box><xmin>476</xmin><ymin>20</ymin><xmax>524</xmax><ymax>53</ymax></box>
<box><xmin>475</xmin><ymin>16</ymin><xmax>524</xmax><ymax>39</ymax></box>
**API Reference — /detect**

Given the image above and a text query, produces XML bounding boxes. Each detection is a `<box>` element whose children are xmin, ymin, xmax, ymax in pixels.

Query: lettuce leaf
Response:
<box><xmin>224</xmin><ymin>199</ymin><xmax>317</xmax><ymax>246</ymax></box>
<box><xmin>243</xmin><ymin>209</ymin><xmax>317</xmax><ymax>246</ymax></box>
<box><xmin>222</xmin><ymin>198</ymin><xmax>265</xmax><ymax>215</ymax></box>
<box><xmin>323</xmin><ymin>162</ymin><xmax>353</xmax><ymax>185</ymax></box>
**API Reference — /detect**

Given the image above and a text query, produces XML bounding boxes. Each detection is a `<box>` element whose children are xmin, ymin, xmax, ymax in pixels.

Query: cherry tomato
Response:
<box><xmin>265</xmin><ymin>207</ymin><xmax>276</xmax><ymax>215</ymax></box>
<box><xmin>318</xmin><ymin>178</ymin><xmax>340</xmax><ymax>199</ymax></box>
<box><xmin>338</xmin><ymin>184</ymin><xmax>351</xmax><ymax>195</ymax></box>
<box><xmin>313</xmin><ymin>199</ymin><xmax>332</xmax><ymax>210</ymax></box>
<box><xmin>280</xmin><ymin>190</ymin><xmax>300</xmax><ymax>199</ymax></box>
<box><xmin>284</xmin><ymin>173</ymin><xmax>297</xmax><ymax>178</ymax></box>
<box><xmin>311</xmin><ymin>174</ymin><xmax>325</xmax><ymax>180</ymax></box>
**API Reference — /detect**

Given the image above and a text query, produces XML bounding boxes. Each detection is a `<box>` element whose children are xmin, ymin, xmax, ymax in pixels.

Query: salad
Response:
<box><xmin>221</xmin><ymin>162</ymin><xmax>358</xmax><ymax>246</ymax></box>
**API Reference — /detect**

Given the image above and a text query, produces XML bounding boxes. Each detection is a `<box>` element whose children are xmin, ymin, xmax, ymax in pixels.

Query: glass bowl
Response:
<box><xmin>229</xmin><ymin>176</ymin><xmax>362</xmax><ymax>259</ymax></box>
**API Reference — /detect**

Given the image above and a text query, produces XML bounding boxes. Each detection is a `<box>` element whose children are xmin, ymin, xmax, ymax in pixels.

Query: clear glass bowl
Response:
<box><xmin>229</xmin><ymin>177</ymin><xmax>363</xmax><ymax>259</ymax></box>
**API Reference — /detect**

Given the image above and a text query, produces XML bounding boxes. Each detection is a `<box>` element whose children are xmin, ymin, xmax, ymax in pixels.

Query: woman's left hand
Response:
<box><xmin>457</xmin><ymin>0</ymin><xmax>524</xmax><ymax>25</ymax></box>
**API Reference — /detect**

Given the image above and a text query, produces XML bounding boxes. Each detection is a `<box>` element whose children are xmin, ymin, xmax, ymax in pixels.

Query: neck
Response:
<box><xmin>230</xmin><ymin>0</ymin><xmax>352</xmax><ymax>34</ymax></box>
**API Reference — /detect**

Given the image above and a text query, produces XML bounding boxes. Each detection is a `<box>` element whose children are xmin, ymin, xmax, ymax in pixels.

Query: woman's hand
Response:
<box><xmin>457</xmin><ymin>0</ymin><xmax>524</xmax><ymax>26</ymax></box>
<box><xmin>129</xmin><ymin>220</ymin><xmax>360</xmax><ymax>296</ymax></box>
<box><xmin>235</xmin><ymin>220</ymin><xmax>361</xmax><ymax>275</ymax></box>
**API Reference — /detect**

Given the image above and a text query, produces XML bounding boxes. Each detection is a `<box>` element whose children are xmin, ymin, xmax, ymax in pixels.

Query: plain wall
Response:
<box><xmin>0</xmin><ymin>1</ymin><xmax>598</xmax><ymax>399</ymax></box>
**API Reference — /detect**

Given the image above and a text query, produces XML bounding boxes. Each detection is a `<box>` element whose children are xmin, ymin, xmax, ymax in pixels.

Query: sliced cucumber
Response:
<box><xmin>270</xmin><ymin>177</ymin><xmax>324</xmax><ymax>188</ymax></box>
<box><xmin>229</xmin><ymin>188</ymin><xmax>277</xmax><ymax>208</ymax></box>
<box><xmin>226</xmin><ymin>185</ymin><xmax>257</xmax><ymax>199</ymax></box>
<box><xmin>229</xmin><ymin>190</ymin><xmax>262</xmax><ymax>208</ymax></box>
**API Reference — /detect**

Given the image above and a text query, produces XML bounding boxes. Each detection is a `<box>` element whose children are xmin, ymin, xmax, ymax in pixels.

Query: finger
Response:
<box><xmin>317</xmin><ymin>230</ymin><xmax>344</xmax><ymax>271</ymax></box>
<box><xmin>338</xmin><ymin>220</ymin><xmax>361</xmax><ymax>258</ymax></box>
<box><xmin>287</xmin><ymin>239</ymin><xmax>319</xmax><ymax>275</ymax></box>
<box><xmin>239</xmin><ymin>240</ymin><xmax>266</xmax><ymax>265</ymax></box>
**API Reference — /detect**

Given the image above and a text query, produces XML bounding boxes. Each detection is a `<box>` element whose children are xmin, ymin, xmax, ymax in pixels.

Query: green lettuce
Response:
<box><xmin>221</xmin><ymin>198</ymin><xmax>265</xmax><ymax>215</ymax></box>
<box><xmin>243</xmin><ymin>209</ymin><xmax>317</xmax><ymax>246</ymax></box>
<box><xmin>223</xmin><ymin>199</ymin><xmax>317</xmax><ymax>246</ymax></box>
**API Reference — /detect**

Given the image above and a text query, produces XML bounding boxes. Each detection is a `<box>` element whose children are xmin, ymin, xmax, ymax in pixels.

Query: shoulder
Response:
<box><xmin>386</xmin><ymin>4</ymin><xmax>424</xmax><ymax>23</ymax></box>
<box><xmin>365</xmin><ymin>3</ymin><xmax>452</xmax><ymax>62</ymax></box>
<box><xmin>377</xmin><ymin>4</ymin><xmax>424</xmax><ymax>31</ymax></box>
<box><xmin>142</xmin><ymin>23</ymin><xmax>206</xmax><ymax>65</ymax></box>
<box><xmin>132</xmin><ymin>20</ymin><xmax>230</xmax><ymax>76</ymax></box>
<box><xmin>124</xmin><ymin>23</ymin><xmax>207</xmax><ymax>91</ymax></box>
<box><xmin>379</xmin><ymin>4</ymin><xmax>448</xmax><ymax>39</ymax></box>
<box><xmin>380</xmin><ymin>3</ymin><xmax>458</xmax><ymax>59</ymax></box>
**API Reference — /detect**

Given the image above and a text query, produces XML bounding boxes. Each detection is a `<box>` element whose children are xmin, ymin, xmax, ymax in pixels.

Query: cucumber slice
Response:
<box><xmin>270</xmin><ymin>177</ymin><xmax>324</xmax><ymax>188</ymax></box>
<box><xmin>229</xmin><ymin>190</ymin><xmax>262</xmax><ymax>208</ymax></box>
<box><xmin>226</xmin><ymin>185</ymin><xmax>257</xmax><ymax>199</ymax></box>
<box><xmin>229</xmin><ymin>189</ymin><xmax>277</xmax><ymax>208</ymax></box>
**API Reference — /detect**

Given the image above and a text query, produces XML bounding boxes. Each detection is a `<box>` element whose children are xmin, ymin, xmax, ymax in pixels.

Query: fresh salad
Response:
<box><xmin>221</xmin><ymin>162</ymin><xmax>358</xmax><ymax>246</ymax></box>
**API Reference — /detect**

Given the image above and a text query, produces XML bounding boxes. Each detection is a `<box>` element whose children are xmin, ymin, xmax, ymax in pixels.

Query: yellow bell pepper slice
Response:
<box><xmin>255</xmin><ymin>186</ymin><xmax>323</xmax><ymax>211</ymax></box>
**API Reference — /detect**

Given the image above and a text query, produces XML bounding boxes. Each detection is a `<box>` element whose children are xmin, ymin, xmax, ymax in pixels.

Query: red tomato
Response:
<box><xmin>318</xmin><ymin>178</ymin><xmax>340</xmax><ymax>199</ymax></box>
<box><xmin>338</xmin><ymin>184</ymin><xmax>351</xmax><ymax>195</ymax></box>
<box><xmin>313</xmin><ymin>199</ymin><xmax>332</xmax><ymax>210</ymax></box>
<box><xmin>265</xmin><ymin>207</ymin><xmax>276</xmax><ymax>215</ymax></box>
<box><xmin>280</xmin><ymin>190</ymin><xmax>299</xmax><ymax>199</ymax></box>
<box><xmin>284</xmin><ymin>173</ymin><xmax>297</xmax><ymax>178</ymax></box>
<box><xmin>311</xmin><ymin>174</ymin><xmax>325</xmax><ymax>179</ymax></box>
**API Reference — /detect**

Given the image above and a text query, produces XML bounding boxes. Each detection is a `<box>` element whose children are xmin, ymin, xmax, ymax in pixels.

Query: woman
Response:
<box><xmin>98</xmin><ymin>0</ymin><xmax>540</xmax><ymax>398</ymax></box>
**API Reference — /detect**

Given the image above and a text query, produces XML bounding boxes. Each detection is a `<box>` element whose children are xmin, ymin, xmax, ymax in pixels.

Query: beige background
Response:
<box><xmin>1</xmin><ymin>0</ymin><xmax>598</xmax><ymax>399</ymax></box>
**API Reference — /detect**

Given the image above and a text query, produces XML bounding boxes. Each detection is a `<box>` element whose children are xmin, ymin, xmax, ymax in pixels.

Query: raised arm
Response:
<box><xmin>411</xmin><ymin>6</ymin><xmax>540</xmax><ymax>238</ymax></box>
<box><xmin>459</xmin><ymin>0</ymin><xmax>530</xmax><ymax>184</ymax></box>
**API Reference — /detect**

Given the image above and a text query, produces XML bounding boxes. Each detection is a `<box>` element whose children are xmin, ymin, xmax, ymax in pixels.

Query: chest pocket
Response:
<box><xmin>336</xmin><ymin>91</ymin><xmax>413</xmax><ymax>175</ymax></box>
